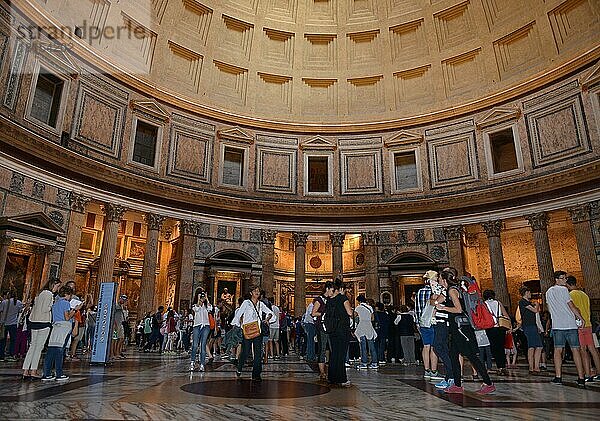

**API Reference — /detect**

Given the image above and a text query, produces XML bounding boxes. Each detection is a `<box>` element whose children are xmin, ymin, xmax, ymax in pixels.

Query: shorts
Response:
<box><xmin>578</xmin><ymin>327</ymin><xmax>594</xmax><ymax>347</ymax></box>
<box><xmin>116</xmin><ymin>324</ymin><xmax>125</xmax><ymax>340</ymax></box>
<box><xmin>269</xmin><ymin>328</ymin><xmax>280</xmax><ymax>341</ymax></box>
<box><xmin>522</xmin><ymin>325</ymin><xmax>543</xmax><ymax>348</ymax></box>
<box><xmin>552</xmin><ymin>329</ymin><xmax>580</xmax><ymax>348</ymax></box>
<box><xmin>420</xmin><ymin>326</ymin><xmax>435</xmax><ymax>346</ymax></box>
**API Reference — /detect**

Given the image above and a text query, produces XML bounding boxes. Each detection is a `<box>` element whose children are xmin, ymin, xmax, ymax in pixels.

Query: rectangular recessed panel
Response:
<box><xmin>428</xmin><ymin>133</ymin><xmax>479</xmax><ymax>187</ymax></box>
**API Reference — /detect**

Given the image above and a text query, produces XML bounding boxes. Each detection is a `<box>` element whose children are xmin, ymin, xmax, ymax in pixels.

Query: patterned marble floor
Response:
<box><xmin>0</xmin><ymin>351</ymin><xmax>599</xmax><ymax>420</ymax></box>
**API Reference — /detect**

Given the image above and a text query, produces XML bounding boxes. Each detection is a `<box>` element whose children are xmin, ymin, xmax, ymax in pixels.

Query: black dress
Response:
<box><xmin>327</xmin><ymin>293</ymin><xmax>351</xmax><ymax>385</ymax></box>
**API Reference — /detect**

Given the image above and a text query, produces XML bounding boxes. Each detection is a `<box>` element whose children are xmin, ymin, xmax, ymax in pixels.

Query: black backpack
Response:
<box><xmin>324</xmin><ymin>298</ymin><xmax>342</xmax><ymax>334</ymax></box>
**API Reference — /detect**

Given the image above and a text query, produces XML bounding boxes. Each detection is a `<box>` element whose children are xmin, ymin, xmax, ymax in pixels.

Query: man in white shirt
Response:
<box><xmin>235</xmin><ymin>284</ymin><xmax>273</xmax><ymax>382</ymax></box>
<box><xmin>268</xmin><ymin>298</ymin><xmax>281</xmax><ymax>360</ymax></box>
<box><xmin>546</xmin><ymin>270</ymin><xmax>585</xmax><ymax>387</ymax></box>
<box><xmin>303</xmin><ymin>302</ymin><xmax>316</xmax><ymax>361</ymax></box>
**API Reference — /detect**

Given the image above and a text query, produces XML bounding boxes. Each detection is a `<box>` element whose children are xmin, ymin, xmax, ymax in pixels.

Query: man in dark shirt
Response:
<box><xmin>374</xmin><ymin>302</ymin><xmax>390</xmax><ymax>365</ymax></box>
<box><xmin>145</xmin><ymin>306</ymin><xmax>164</xmax><ymax>352</ymax></box>
<box><xmin>518</xmin><ymin>286</ymin><xmax>543</xmax><ymax>373</ymax></box>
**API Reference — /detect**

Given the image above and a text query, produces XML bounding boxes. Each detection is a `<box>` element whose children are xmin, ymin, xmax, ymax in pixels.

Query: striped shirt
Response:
<box><xmin>415</xmin><ymin>286</ymin><xmax>432</xmax><ymax>322</ymax></box>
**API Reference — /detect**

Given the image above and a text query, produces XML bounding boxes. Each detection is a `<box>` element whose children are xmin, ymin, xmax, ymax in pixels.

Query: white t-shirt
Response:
<box><xmin>270</xmin><ymin>305</ymin><xmax>280</xmax><ymax>328</ymax></box>
<box><xmin>191</xmin><ymin>303</ymin><xmax>213</xmax><ymax>327</ymax></box>
<box><xmin>303</xmin><ymin>303</ymin><xmax>315</xmax><ymax>324</ymax></box>
<box><xmin>354</xmin><ymin>303</ymin><xmax>377</xmax><ymax>340</ymax></box>
<box><xmin>485</xmin><ymin>299</ymin><xmax>502</xmax><ymax>328</ymax></box>
<box><xmin>546</xmin><ymin>285</ymin><xmax>577</xmax><ymax>330</ymax></box>
<box><xmin>236</xmin><ymin>299</ymin><xmax>274</xmax><ymax>326</ymax></box>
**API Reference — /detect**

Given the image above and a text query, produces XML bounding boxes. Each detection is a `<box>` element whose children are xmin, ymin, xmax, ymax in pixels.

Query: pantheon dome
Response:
<box><xmin>0</xmin><ymin>0</ymin><xmax>599</xmax><ymax>319</ymax></box>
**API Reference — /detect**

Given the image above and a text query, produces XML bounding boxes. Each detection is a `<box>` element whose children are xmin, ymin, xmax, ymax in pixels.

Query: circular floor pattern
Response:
<box><xmin>181</xmin><ymin>379</ymin><xmax>331</xmax><ymax>399</ymax></box>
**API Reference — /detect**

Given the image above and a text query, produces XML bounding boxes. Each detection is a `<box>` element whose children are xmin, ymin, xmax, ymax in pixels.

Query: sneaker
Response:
<box><xmin>550</xmin><ymin>377</ymin><xmax>563</xmax><ymax>385</ymax></box>
<box><xmin>576</xmin><ymin>378</ymin><xmax>586</xmax><ymax>388</ymax></box>
<box><xmin>584</xmin><ymin>376</ymin><xmax>595</xmax><ymax>383</ymax></box>
<box><xmin>379</xmin><ymin>361</ymin><xmax>386</xmax><ymax>365</ymax></box>
<box><xmin>357</xmin><ymin>364</ymin><xmax>368</xmax><ymax>370</ymax></box>
<box><xmin>236</xmin><ymin>370</ymin><xmax>242</xmax><ymax>377</ymax></box>
<box><xmin>390</xmin><ymin>358</ymin><xmax>395</xmax><ymax>363</ymax></box>
<box><xmin>593</xmin><ymin>375</ymin><xmax>600</xmax><ymax>382</ymax></box>
<box><xmin>189</xmin><ymin>362</ymin><xmax>195</xmax><ymax>372</ymax></box>
<box><xmin>340</xmin><ymin>381</ymin><xmax>352</xmax><ymax>387</ymax></box>
<box><xmin>56</xmin><ymin>375</ymin><xmax>69</xmax><ymax>381</ymax></box>
<box><xmin>435</xmin><ymin>379</ymin><xmax>453</xmax><ymax>389</ymax></box>
<box><xmin>41</xmin><ymin>375</ymin><xmax>55</xmax><ymax>381</ymax></box>
<box><xmin>424</xmin><ymin>370</ymin><xmax>432</xmax><ymax>379</ymax></box>
<box><xmin>368</xmin><ymin>363</ymin><xmax>378</xmax><ymax>369</ymax></box>
<box><xmin>476</xmin><ymin>383</ymin><xmax>496</xmax><ymax>395</ymax></box>
<box><xmin>429</xmin><ymin>371</ymin><xmax>444</xmax><ymax>381</ymax></box>
<box><xmin>540</xmin><ymin>365</ymin><xmax>547</xmax><ymax>371</ymax></box>
<box><xmin>199</xmin><ymin>364</ymin><xmax>205</xmax><ymax>372</ymax></box>
<box><xmin>345</xmin><ymin>363</ymin><xmax>352</xmax><ymax>368</ymax></box>
<box><xmin>444</xmin><ymin>385</ymin><xmax>464</xmax><ymax>394</ymax></box>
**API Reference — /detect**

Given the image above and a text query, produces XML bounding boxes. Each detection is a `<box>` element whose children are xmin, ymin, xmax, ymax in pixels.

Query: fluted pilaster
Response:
<box><xmin>525</xmin><ymin>212</ymin><xmax>554</xmax><ymax>295</ymax></box>
<box><xmin>330</xmin><ymin>232</ymin><xmax>345</xmax><ymax>278</ymax></box>
<box><xmin>481</xmin><ymin>220</ymin><xmax>510</xmax><ymax>308</ymax></box>
<box><xmin>361</xmin><ymin>231</ymin><xmax>380</xmax><ymax>300</ymax></box>
<box><xmin>293</xmin><ymin>232</ymin><xmax>309</xmax><ymax>316</ymax></box>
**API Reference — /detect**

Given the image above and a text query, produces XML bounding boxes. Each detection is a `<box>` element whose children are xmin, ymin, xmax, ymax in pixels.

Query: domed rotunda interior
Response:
<box><xmin>0</xmin><ymin>0</ymin><xmax>599</xmax><ymax>420</ymax></box>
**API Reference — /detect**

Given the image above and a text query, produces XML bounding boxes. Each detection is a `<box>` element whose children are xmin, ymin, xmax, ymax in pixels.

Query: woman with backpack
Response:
<box><xmin>436</xmin><ymin>271</ymin><xmax>496</xmax><ymax>395</ymax></box>
<box><xmin>326</xmin><ymin>277</ymin><xmax>354</xmax><ymax>387</ymax></box>
<box><xmin>311</xmin><ymin>281</ymin><xmax>334</xmax><ymax>380</ymax></box>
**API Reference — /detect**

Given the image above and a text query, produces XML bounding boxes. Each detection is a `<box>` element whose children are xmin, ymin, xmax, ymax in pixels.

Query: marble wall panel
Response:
<box><xmin>167</xmin><ymin>128</ymin><xmax>212</xmax><ymax>183</ymax></box>
<box><xmin>427</xmin><ymin>132</ymin><xmax>478</xmax><ymax>188</ymax></box>
<box><xmin>340</xmin><ymin>150</ymin><xmax>383</xmax><ymax>195</ymax></box>
<box><xmin>256</xmin><ymin>145</ymin><xmax>297</xmax><ymax>194</ymax></box>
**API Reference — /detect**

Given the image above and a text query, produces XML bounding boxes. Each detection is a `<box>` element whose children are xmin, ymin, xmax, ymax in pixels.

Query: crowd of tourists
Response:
<box><xmin>1</xmin><ymin>267</ymin><xmax>599</xmax><ymax>390</ymax></box>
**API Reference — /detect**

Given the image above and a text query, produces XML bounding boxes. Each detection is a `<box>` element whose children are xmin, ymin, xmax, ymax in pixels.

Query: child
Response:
<box><xmin>475</xmin><ymin>329</ymin><xmax>492</xmax><ymax>371</ymax></box>
<box><xmin>505</xmin><ymin>327</ymin><xmax>518</xmax><ymax>368</ymax></box>
<box><xmin>42</xmin><ymin>286</ymin><xmax>77</xmax><ymax>382</ymax></box>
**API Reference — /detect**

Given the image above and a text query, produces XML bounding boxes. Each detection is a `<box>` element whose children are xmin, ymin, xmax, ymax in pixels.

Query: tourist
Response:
<box><xmin>566</xmin><ymin>275</ymin><xmax>600</xmax><ymax>382</ymax></box>
<box><xmin>431</xmin><ymin>267</ymin><xmax>454</xmax><ymax>389</ymax></box>
<box><xmin>190</xmin><ymin>288</ymin><xmax>212</xmax><ymax>371</ymax></box>
<box><xmin>268</xmin><ymin>297</ymin><xmax>281</xmax><ymax>360</ymax></box>
<box><xmin>312</xmin><ymin>281</ymin><xmax>334</xmax><ymax>380</ymax></box>
<box><xmin>235</xmin><ymin>284</ymin><xmax>273</xmax><ymax>382</ymax></box>
<box><xmin>374</xmin><ymin>302</ymin><xmax>390</xmax><ymax>365</ymax></box>
<box><xmin>0</xmin><ymin>289</ymin><xmax>24</xmax><ymax>362</ymax></box>
<box><xmin>483</xmin><ymin>289</ymin><xmax>509</xmax><ymax>376</ymax></box>
<box><xmin>437</xmin><ymin>272</ymin><xmax>496</xmax><ymax>394</ymax></box>
<box><xmin>504</xmin><ymin>321</ymin><xmax>518</xmax><ymax>368</ymax></box>
<box><xmin>110</xmin><ymin>295</ymin><xmax>127</xmax><ymax>360</ymax></box>
<box><xmin>15</xmin><ymin>298</ymin><xmax>30</xmax><ymax>360</ymax></box>
<box><xmin>394</xmin><ymin>305</ymin><xmax>416</xmax><ymax>365</ymax></box>
<box><xmin>41</xmin><ymin>285</ymin><xmax>78</xmax><ymax>381</ymax></box>
<box><xmin>354</xmin><ymin>295</ymin><xmax>378</xmax><ymax>369</ymax></box>
<box><xmin>326</xmin><ymin>277</ymin><xmax>353</xmax><ymax>387</ymax></box>
<box><xmin>546</xmin><ymin>270</ymin><xmax>586</xmax><ymax>387</ymax></box>
<box><xmin>84</xmin><ymin>304</ymin><xmax>97</xmax><ymax>354</ymax></box>
<box><xmin>22</xmin><ymin>279</ymin><xmax>61</xmax><ymax>379</ymax></box>
<box><xmin>415</xmin><ymin>270</ymin><xmax>441</xmax><ymax>380</ymax></box>
<box><xmin>164</xmin><ymin>308</ymin><xmax>176</xmax><ymax>354</ymax></box>
<box><xmin>222</xmin><ymin>297</ymin><xmax>244</xmax><ymax>362</ymax></box>
<box><xmin>475</xmin><ymin>329</ymin><xmax>492</xmax><ymax>370</ymax></box>
<box><xmin>303</xmin><ymin>300</ymin><xmax>317</xmax><ymax>362</ymax></box>
<box><xmin>518</xmin><ymin>286</ymin><xmax>543</xmax><ymax>374</ymax></box>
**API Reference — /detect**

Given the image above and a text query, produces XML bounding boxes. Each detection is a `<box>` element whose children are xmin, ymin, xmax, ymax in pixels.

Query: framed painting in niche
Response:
<box><xmin>79</xmin><ymin>230</ymin><xmax>96</xmax><ymax>253</ymax></box>
<box><xmin>128</xmin><ymin>239</ymin><xmax>146</xmax><ymax>259</ymax></box>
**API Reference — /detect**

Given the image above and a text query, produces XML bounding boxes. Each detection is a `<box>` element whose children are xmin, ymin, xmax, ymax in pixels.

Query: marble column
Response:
<box><xmin>139</xmin><ymin>213</ymin><xmax>165</xmax><ymax>317</ymax></box>
<box><xmin>177</xmin><ymin>220</ymin><xmax>198</xmax><ymax>309</ymax></box>
<box><xmin>330</xmin><ymin>232</ymin><xmax>345</xmax><ymax>278</ymax></box>
<box><xmin>525</xmin><ymin>212</ymin><xmax>554</xmax><ymax>295</ymax></box>
<box><xmin>0</xmin><ymin>235</ymin><xmax>12</xmax><ymax>291</ymax></box>
<box><xmin>362</xmin><ymin>232</ymin><xmax>380</xmax><ymax>301</ymax></box>
<box><xmin>568</xmin><ymin>205</ymin><xmax>600</xmax><ymax>307</ymax></box>
<box><xmin>97</xmin><ymin>203</ymin><xmax>126</xmax><ymax>286</ymax></box>
<box><xmin>443</xmin><ymin>225</ymin><xmax>465</xmax><ymax>276</ymax></box>
<box><xmin>293</xmin><ymin>232</ymin><xmax>309</xmax><ymax>317</ymax></box>
<box><xmin>59</xmin><ymin>192</ymin><xmax>90</xmax><ymax>282</ymax></box>
<box><xmin>261</xmin><ymin>230</ymin><xmax>277</xmax><ymax>298</ymax></box>
<box><xmin>481</xmin><ymin>220</ymin><xmax>511</xmax><ymax>308</ymax></box>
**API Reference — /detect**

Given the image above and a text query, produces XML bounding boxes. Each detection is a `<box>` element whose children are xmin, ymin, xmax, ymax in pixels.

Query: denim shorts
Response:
<box><xmin>420</xmin><ymin>326</ymin><xmax>435</xmax><ymax>346</ymax></box>
<box><xmin>522</xmin><ymin>325</ymin><xmax>543</xmax><ymax>348</ymax></box>
<box><xmin>552</xmin><ymin>329</ymin><xmax>580</xmax><ymax>348</ymax></box>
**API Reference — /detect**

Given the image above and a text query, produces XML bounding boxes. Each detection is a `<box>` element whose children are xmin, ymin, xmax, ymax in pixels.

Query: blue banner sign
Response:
<box><xmin>91</xmin><ymin>282</ymin><xmax>117</xmax><ymax>363</ymax></box>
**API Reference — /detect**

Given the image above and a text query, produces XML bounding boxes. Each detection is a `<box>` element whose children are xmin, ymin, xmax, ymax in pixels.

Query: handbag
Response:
<box><xmin>242</xmin><ymin>320</ymin><xmax>260</xmax><ymax>339</ymax></box>
<box><xmin>496</xmin><ymin>303</ymin><xmax>512</xmax><ymax>330</ymax></box>
<box><xmin>419</xmin><ymin>303</ymin><xmax>435</xmax><ymax>328</ymax></box>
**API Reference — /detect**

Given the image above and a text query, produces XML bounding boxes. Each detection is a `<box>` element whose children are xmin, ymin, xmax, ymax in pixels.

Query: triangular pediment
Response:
<box><xmin>131</xmin><ymin>100</ymin><xmax>170</xmax><ymax>122</ymax></box>
<box><xmin>581</xmin><ymin>61</ymin><xmax>600</xmax><ymax>89</ymax></box>
<box><xmin>0</xmin><ymin>212</ymin><xmax>64</xmax><ymax>244</ymax></box>
<box><xmin>11</xmin><ymin>213</ymin><xmax>63</xmax><ymax>232</ymax></box>
<box><xmin>476</xmin><ymin>107</ymin><xmax>521</xmax><ymax>129</ymax></box>
<box><xmin>34</xmin><ymin>41</ymin><xmax>80</xmax><ymax>77</ymax></box>
<box><xmin>300</xmin><ymin>135</ymin><xmax>337</xmax><ymax>150</ymax></box>
<box><xmin>384</xmin><ymin>130</ymin><xmax>423</xmax><ymax>148</ymax></box>
<box><xmin>217</xmin><ymin>127</ymin><xmax>254</xmax><ymax>144</ymax></box>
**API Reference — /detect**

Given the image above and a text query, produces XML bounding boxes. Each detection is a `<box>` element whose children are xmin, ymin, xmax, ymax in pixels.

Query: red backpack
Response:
<box><xmin>461</xmin><ymin>277</ymin><xmax>495</xmax><ymax>330</ymax></box>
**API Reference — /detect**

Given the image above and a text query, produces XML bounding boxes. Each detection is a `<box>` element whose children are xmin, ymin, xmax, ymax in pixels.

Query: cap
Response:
<box><xmin>423</xmin><ymin>270</ymin><xmax>438</xmax><ymax>280</ymax></box>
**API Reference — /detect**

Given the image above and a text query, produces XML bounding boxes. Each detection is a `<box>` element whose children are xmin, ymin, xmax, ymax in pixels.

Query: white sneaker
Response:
<box><xmin>199</xmin><ymin>364</ymin><xmax>205</xmax><ymax>372</ymax></box>
<box><xmin>391</xmin><ymin>358</ymin><xmax>396</xmax><ymax>363</ymax></box>
<box><xmin>56</xmin><ymin>375</ymin><xmax>69</xmax><ymax>381</ymax></box>
<box><xmin>379</xmin><ymin>361</ymin><xmax>387</xmax><ymax>365</ymax></box>
<box><xmin>189</xmin><ymin>361</ymin><xmax>195</xmax><ymax>372</ymax></box>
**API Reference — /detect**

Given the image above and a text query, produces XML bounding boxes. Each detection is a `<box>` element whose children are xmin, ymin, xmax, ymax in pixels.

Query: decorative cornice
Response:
<box><xmin>179</xmin><ymin>220</ymin><xmax>200</xmax><ymax>236</ymax></box>
<box><xmin>525</xmin><ymin>212</ymin><xmax>550</xmax><ymax>231</ymax></box>
<box><xmin>130</xmin><ymin>100</ymin><xmax>170</xmax><ymax>123</ymax></box>
<box><xmin>443</xmin><ymin>225</ymin><xmax>464</xmax><ymax>241</ymax></box>
<box><xmin>69</xmin><ymin>192</ymin><xmax>90</xmax><ymax>213</ymax></box>
<box><xmin>292</xmin><ymin>232</ymin><xmax>309</xmax><ymax>247</ymax></box>
<box><xmin>384</xmin><ymin>130</ymin><xmax>423</xmax><ymax>148</ymax></box>
<box><xmin>217</xmin><ymin>127</ymin><xmax>254</xmax><ymax>144</ymax></box>
<box><xmin>260</xmin><ymin>229</ymin><xmax>277</xmax><ymax>245</ymax></box>
<box><xmin>476</xmin><ymin>107</ymin><xmax>521</xmax><ymax>129</ymax></box>
<box><xmin>481</xmin><ymin>220</ymin><xmax>503</xmax><ymax>238</ymax></box>
<box><xmin>300</xmin><ymin>135</ymin><xmax>337</xmax><ymax>151</ymax></box>
<box><xmin>362</xmin><ymin>232</ymin><xmax>380</xmax><ymax>246</ymax></box>
<box><xmin>101</xmin><ymin>203</ymin><xmax>126</xmax><ymax>222</ymax></box>
<box><xmin>329</xmin><ymin>232</ymin><xmax>346</xmax><ymax>247</ymax></box>
<box><xmin>144</xmin><ymin>213</ymin><xmax>166</xmax><ymax>231</ymax></box>
<box><xmin>568</xmin><ymin>204</ymin><xmax>591</xmax><ymax>223</ymax></box>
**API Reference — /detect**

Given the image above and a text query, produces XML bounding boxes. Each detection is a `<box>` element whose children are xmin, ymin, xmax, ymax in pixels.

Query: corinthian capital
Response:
<box><xmin>144</xmin><ymin>213</ymin><xmax>166</xmax><ymax>231</ymax></box>
<box><xmin>179</xmin><ymin>220</ymin><xmax>199</xmax><ymax>236</ymax></box>
<box><xmin>568</xmin><ymin>204</ymin><xmax>591</xmax><ymax>224</ymax></box>
<box><xmin>101</xmin><ymin>203</ymin><xmax>127</xmax><ymax>222</ymax></box>
<box><xmin>525</xmin><ymin>212</ymin><xmax>550</xmax><ymax>231</ymax></box>
<box><xmin>70</xmin><ymin>192</ymin><xmax>90</xmax><ymax>213</ymax></box>
<box><xmin>361</xmin><ymin>232</ymin><xmax>380</xmax><ymax>246</ymax></box>
<box><xmin>481</xmin><ymin>220</ymin><xmax>503</xmax><ymax>238</ymax></box>
<box><xmin>329</xmin><ymin>232</ymin><xmax>346</xmax><ymax>247</ymax></box>
<box><xmin>443</xmin><ymin>225</ymin><xmax>464</xmax><ymax>241</ymax></box>
<box><xmin>292</xmin><ymin>232</ymin><xmax>309</xmax><ymax>247</ymax></box>
<box><xmin>261</xmin><ymin>230</ymin><xmax>277</xmax><ymax>244</ymax></box>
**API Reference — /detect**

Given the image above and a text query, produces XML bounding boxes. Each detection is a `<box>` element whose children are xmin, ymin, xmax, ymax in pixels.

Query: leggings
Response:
<box><xmin>433</xmin><ymin>323</ymin><xmax>453</xmax><ymax>380</ymax></box>
<box><xmin>485</xmin><ymin>327</ymin><xmax>507</xmax><ymax>369</ymax></box>
<box><xmin>450</xmin><ymin>325</ymin><xmax>492</xmax><ymax>387</ymax></box>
